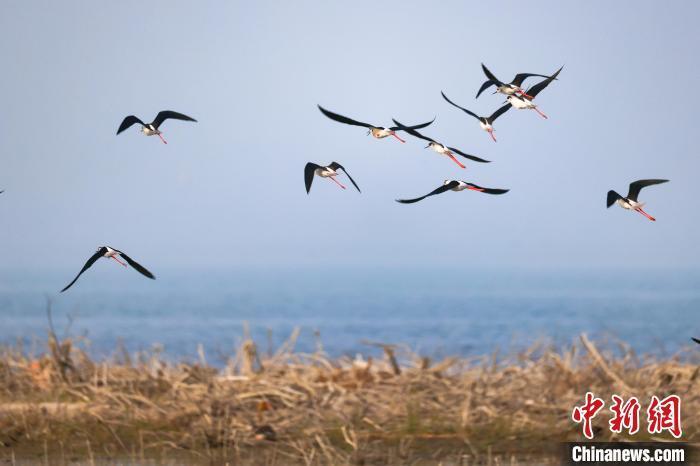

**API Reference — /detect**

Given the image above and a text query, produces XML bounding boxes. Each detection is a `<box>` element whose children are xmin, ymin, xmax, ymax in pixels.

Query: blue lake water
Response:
<box><xmin>1</xmin><ymin>267</ymin><xmax>698</xmax><ymax>364</ymax></box>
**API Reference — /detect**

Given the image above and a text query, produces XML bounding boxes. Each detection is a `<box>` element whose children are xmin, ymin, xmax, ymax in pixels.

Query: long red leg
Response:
<box><xmin>533</xmin><ymin>107</ymin><xmax>548</xmax><ymax>119</ymax></box>
<box><xmin>488</xmin><ymin>130</ymin><xmax>497</xmax><ymax>142</ymax></box>
<box><xmin>446</xmin><ymin>152</ymin><xmax>466</xmax><ymax>169</ymax></box>
<box><xmin>111</xmin><ymin>256</ymin><xmax>127</xmax><ymax>267</ymax></box>
<box><xmin>390</xmin><ymin>131</ymin><xmax>406</xmax><ymax>143</ymax></box>
<box><xmin>157</xmin><ymin>133</ymin><xmax>168</xmax><ymax>144</ymax></box>
<box><xmin>517</xmin><ymin>89</ymin><xmax>534</xmax><ymax>99</ymax></box>
<box><xmin>636</xmin><ymin>208</ymin><xmax>656</xmax><ymax>222</ymax></box>
<box><xmin>329</xmin><ymin>176</ymin><xmax>346</xmax><ymax>189</ymax></box>
<box><xmin>467</xmin><ymin>187</ymin><xmax>485</xmax><ymax>192</ymax></box>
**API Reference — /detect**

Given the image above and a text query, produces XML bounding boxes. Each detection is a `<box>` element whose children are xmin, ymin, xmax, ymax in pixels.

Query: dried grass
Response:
<box><xmin>0</xmin><ymin>325</ymin><xmax>698</xmax><ymax>465</ymax></box>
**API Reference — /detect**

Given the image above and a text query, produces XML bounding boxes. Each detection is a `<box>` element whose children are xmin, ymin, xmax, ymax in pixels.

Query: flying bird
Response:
<box><xmin>396</xmin><ymin>180</ymin><xmax>509</xmax><ymax>204</ymax></box>
<box><xmin>391</xmin><ymin>119</ymin><xmax>489</xmax><ymax>169</ymax></box>
<box><xmin>305</xmin><ymin>162</ymin><xmax>360</xmax><ymax>193</ymax></box>
<box><xmin>506</xmin><ymin>66</ymin><xmax>563</xmax><ymax>119</ymax></box>
<box><xmin>61</xmin><ymin>246</ymin><xmax>155</xmax><ymax>292</ymax></box>
<box><xmin>317</xmin><ymin>105</ymin><xmax>434</xmax><ymax>143</ymax></box>
<box><xmin>441</xmin><ymin>91</ymin><xmax>510</xmax><ymax>142</ymax></box>
<box><xmin>477</xmin><ymin>64</ymin><xmax>553</xmax><ymax>99</ymax></box>
<box><xmin>606</xmin><ymin>179</ymin><xmax>669</xmax><ymax>221</ymax></box>
<box><xmin>116</xmin><ymin>111</ymin><xmax>197</xmax><ymax>144</ymax></box>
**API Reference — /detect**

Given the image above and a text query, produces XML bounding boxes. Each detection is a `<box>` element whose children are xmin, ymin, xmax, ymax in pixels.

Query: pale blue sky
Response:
<box><xmin>0</xmin><ymin>0</ymin><xmax>698</xmax><ymax>276</ymax></box>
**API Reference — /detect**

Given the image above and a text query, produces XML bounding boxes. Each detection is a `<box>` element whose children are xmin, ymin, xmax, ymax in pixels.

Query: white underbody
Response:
<box><xmin>428</xmin><ymin>142</ymin><xmax>450</xmax><ymax>155</ymax></box>
<box><xmin>617</xmin><ymin>199</ymin><xmax>643</xmax><ymax>211</ymax></box>
<box><xmin>315</xmin><ymin>167</ymin><xmax>338</xmax><ymax>178</ymax></box>
<box><xmin>507</xmin><ymin>95</ymin><xmax>535</xmax><ymax>109</ymax></box>
<box><xmin>479</xmin><ymin>121</ymin><xmax>493</xmax><ymax>132</ymax></box>
<box><xmin>141</xmin><ymin>125</ymin><xmax>160</xmax><ymax>136</ymax></box>
<box><xmin>497</xmin><ymin>85</ymin><xmax>519</xmax><ymax>95</ymax></box>
<box><xmin>370</xmin><ymin>127</ymin><xmax>392</xmax><ymax>139</ymax></box>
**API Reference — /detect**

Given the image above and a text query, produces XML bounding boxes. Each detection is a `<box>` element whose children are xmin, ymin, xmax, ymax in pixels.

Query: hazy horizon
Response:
<box><xmin>3</xmin><ymin>266</ymin><xmax>699</xmax><ymax>359</ymax></box>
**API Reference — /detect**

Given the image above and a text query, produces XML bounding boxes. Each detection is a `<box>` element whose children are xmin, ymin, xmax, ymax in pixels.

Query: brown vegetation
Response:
<box><xmin>0</xmin><ymin>327</ymin><xmax>698</xmax><ymax>465</ymax></box>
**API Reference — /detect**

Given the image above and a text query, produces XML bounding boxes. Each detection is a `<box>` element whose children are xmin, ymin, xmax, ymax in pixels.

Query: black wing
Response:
<box><xmin>304</xmin><ymin>162</ymin><xmax>321</xmax><ymax>194</ymax></box>
<box><xmin>396</xmin><ymin>181</ymin><xmax>460</xmax><ymax>204</ymax></box>
<box><xmin>389</xmin><ymin>117</ymin><xmax>435</xmax><ymax>132</ymax></box>
<box><xmin>627</xmin><ymin>179</ymin><xmax>669</xmax><ymax>202</ymax></box>
<box><xmin>488</xmin><ymin>104</ymin><xmax>512</xmax><ymax>123</ymax></box>
<box><xmin>328</xmin><ymin>162</ymin><xmax>361</xmax><ymax>192</ymax></box>
<box><xmin>61</xmin><ymin>247</ymin><xmax>107</xmax><ymax>292</ymax></box>
<box><xmin>117</xmin><ymin>116</ymin><xmax>146</xmax><ymax>134</ymax></box>
<box><xmin>391</xmin><ymin>119</ymin><xmax>435</xmax><ymax>143</ymax></box>
<box><xmin>692</xmin><ymin>337</ymin><xmax>700</xmax><ymax>345</ymax></box>
<box><xmin>447</xmin><ymin>147</ymin><xmax>490</xmax><ymax>163</ymax></box>
<box><xmin>317</xmin><ymin>105</ymin><xmax>373</xmax><ymax>128</ymax></box>
<box><xmin>475</xmin><ymin>80</ymin><xmax>496</xmax><ymax>99</ymax></box>
<box><xmin>607</xmin><ymin>190</ymin><xmax>623</xmax><ymax>208</ymax></box>
<box><xmin>151</xmin><ymin>111</ymin><xmax>197</xmax><ymax>129</ymax></box>
<box><xmin>116</xmin><ymin>251</ymin><xmax>155</xmax><ymax>279</ymax></box>
<box><xmin>441</xmin><ymin>91</ymin><xmax>480</xmax><ymax>121</ymax></box>
<box><xmin>524</xmin><ymin>66</ymin><xmax>563</xmax><ymax>99</ymax></box>
<box><xmin>481</xmin><ymin>63</ymin><xmax>505</xmax><ymax>87</ymax></box>
<box><xmin>465</xmin><ymin>183</ymin><xmax>509</xmax><ymax>195</ymax></box>
<box><xmin>510</xmin><ymin>73</ymin><xmax>552</xmax><ymax>87</ymax></box>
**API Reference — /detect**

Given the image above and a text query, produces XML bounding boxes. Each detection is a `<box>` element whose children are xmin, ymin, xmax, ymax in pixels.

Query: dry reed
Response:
<box><xmin>0</xmin><ymin>325</ymin><xmax>698</xmax><ymax>465</ymax></box>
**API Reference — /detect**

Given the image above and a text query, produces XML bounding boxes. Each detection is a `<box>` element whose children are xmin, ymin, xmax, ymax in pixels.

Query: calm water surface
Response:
<box><xmin>1</xmin><ymin>267</ymin><xmax>698</xmax><ymax>363</ymax></box>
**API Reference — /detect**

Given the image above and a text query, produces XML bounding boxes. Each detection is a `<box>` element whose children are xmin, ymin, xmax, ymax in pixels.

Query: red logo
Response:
<box><xmin>647</xmin><ymin>395</ymin><xmax>682</xmax><ymax>438</ymax></box>
<box><xmin>572</xmin><ymin>392</ymin><xmax>606</xmax><ymax>439</ymax></box>
<box><xmin>571</xmin><ymin>393</ymin><xmax>682</xmax><ymax>439</ymax></box>
<box><xmin>609</xmin><ymin>395</ymin><xmax>641</xmax><ymax>435</ymax></box>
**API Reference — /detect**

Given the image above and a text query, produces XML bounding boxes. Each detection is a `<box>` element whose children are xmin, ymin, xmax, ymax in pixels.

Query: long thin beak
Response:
<box><xmin>424</xmin><ymin>144</ymin><xmax>430</xmax><ymax>149</ymax></box>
